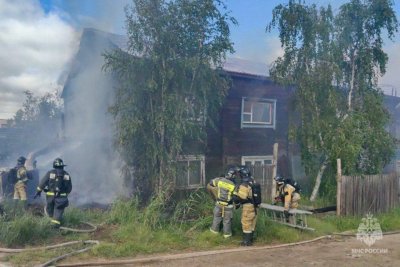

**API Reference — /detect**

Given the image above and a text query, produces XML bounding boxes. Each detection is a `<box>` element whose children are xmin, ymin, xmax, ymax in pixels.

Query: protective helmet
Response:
<box><xmin>53</xmin><ymin>158</ymin><xmax>66</xmax><ymax>168</ymax></box>
<box><xmin>225</xmin><ymin>165</ymin><xmax>240</xmax><ymax>179</ymax></box>
<box><xmin>17</xmin><ymin>156</ymin><xmax>26</xmax><ymax>165</ymax></box>
<box><xmin>238</xmin><ymin>165</ymin><xmax>251</xmax><ymax>178</ymax></box>
<box><xmin>274</xmin><ymin>175</ymin><xmax>285</xmax><ymax>185</ymax></box>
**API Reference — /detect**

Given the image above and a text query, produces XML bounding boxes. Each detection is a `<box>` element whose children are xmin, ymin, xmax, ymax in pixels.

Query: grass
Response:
<box><xmin>2</xmin><ymin>193</ymin><xmax>400</xmax><ymax>266</ymax></box>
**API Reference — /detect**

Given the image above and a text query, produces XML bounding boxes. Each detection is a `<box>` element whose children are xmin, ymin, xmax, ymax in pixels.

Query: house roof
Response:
<box><xmin>74</xmin><ymin>28</ymin><xmax>270</xmax><ymax>76</ymax></box>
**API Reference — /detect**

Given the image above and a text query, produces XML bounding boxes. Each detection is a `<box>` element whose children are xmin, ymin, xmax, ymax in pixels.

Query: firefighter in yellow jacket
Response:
<box><xmin>208</xmin><ymin>166</ymin><xmax>239</xmax><ymax>238</ymax></box>
<box><xmin>13</xmin><ymin>156</ymin><xmax>29</xmax><ymax>203</ymax></box>
<box><xmin>274</xmin><ymin>176</ymin><xmax>301</xmax><ymax>223</ymax></box>
<box><xmin>234</xmin><ymin>166</ymin><xmax>257</xmax><ymax>246</ymax></box>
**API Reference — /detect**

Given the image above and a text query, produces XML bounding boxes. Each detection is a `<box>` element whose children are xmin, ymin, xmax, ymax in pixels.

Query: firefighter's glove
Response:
<box><xmin>34</xmin><ymin>190</ymin><xmax>41</xmax><ymax>199</ymax></box>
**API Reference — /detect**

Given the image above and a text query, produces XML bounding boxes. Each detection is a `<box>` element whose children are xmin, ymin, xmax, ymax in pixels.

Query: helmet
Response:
<box><xmin>274</xmin><ymin>175</ymin><xmax>285</xmax><ymax>185</ymax></box>
<box><xmin>17</xmin><ymin>156</ymin><xmax>26</xmax><ymax>165</ymax></box>
<box><xmin>225</xmin><ymin>165</ymin><xmax>240</xmax><ymax>179</ymax></box>
<box><xmin>53</xmin><ymin>158</ymin><xmax>66</xmax><ymax>168</ymax></box>
<box><xmin>238</xmin><ymin>165</ymin><xmax>251</xmax><ymax>178</ymax></box>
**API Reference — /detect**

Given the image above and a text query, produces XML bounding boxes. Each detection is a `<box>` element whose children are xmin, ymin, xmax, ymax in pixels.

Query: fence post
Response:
<box><xmin>271</xmin><ymin>143</ymin><xmax>279</xmax><ymax>201</ymax></box>
<box><xmin>336</xmin><ymin>158</ymin><xmax>342</xmax><ymax>216</ymax></box>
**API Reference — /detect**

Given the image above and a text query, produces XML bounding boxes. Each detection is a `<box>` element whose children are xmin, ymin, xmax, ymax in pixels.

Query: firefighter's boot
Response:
<box><xmin>240</xmin><ymin>233</ymin><xmax>253</xmax><ymax>246</ymax></box>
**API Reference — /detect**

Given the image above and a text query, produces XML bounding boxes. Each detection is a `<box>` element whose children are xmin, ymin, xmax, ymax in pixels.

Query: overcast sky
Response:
<box><xmin>0</xmin><ymin>0</ymin><xmax>399</xmax><ymax>119</ymax></box>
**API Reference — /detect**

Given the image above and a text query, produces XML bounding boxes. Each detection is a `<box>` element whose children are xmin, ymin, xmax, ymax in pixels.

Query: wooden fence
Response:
<box><xmin>337</xmin><ymin>172</ymin><xmax>399</xmax><ymax>216</ymax></box>
<box><xmin>249</xmin><ymin>164</ymin><xmax>274</xmax><ymax>202</ymax></box>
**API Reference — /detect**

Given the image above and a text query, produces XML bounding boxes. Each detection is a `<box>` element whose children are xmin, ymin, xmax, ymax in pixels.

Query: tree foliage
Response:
<box><xmin>8</xmin><ymin>90</ymin><xmax>63</xmax><ymax>156</ymax></box>
<box><xmin>268</xmin><ymin>0</ymin><xmax>398</xmax><ymax>200</ymax></box>
<box><xmin>103</xmin><ymin>0</ymin><xmax>236</xmax><ymax>201</ymax></box>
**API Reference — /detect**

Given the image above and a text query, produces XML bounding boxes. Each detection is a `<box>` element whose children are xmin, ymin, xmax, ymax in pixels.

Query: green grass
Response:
<box><xmin>2</xmin><ymin>193</ymin><xmax>400</xmax><ymax>265</ymax></box>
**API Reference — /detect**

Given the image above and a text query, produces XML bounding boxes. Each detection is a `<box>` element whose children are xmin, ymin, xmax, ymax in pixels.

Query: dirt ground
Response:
<box><xmin>1</xmin><ymin>233</ymin><xmax>399</xmax><ymax>267</ymax></box>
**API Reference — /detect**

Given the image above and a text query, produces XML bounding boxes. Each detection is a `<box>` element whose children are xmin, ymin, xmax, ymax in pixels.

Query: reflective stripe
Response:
<box><xmin>37</xmin><ymin>187</ymin><xmax>42</xmax><ymax>191</ymax></box>
<box><xmin>46</xmin><ymin>192</ymin><xmax>67</xmax><ymax>196</ymax></box>
<box><xmin>51</xmin><ymin>219</ymin><xmax>60</xmax><ymax>224</ymax></box>
<box><xmin>209</xmin><ymin>228</ymin><xmax>219</xmax><ymax>234</ymax></box>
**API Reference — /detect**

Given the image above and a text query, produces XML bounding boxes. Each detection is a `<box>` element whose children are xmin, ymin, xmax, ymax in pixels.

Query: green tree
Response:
<box><xmin>103</xmin><ymin>0</ymin><xmax>236</xmax><ymax>201</ymax></box>
<box><xmin>9</xmin><ymin>90</ymin><xmax>63</xmax><ymax>155</ymax></box>
<box><xmin>268</xmin><ymin>0</ymin><xmax>398</xmax><ymax>201</ymax></box>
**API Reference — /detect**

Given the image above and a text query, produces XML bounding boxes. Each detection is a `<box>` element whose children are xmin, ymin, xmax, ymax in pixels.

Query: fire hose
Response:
<box><xmin>2</xmin><ymin>230</ymin><xmax>400</xmax><ymax>266</ymax></box>
<box><xmin>0</xmin><ymin>222</ymin><xmax>100</xmax><ymax>266</ymax></box>
<box><xmin>49</xmin><ymin>231</ymin><xmax>400</xmax><ymax>267</ymax></box>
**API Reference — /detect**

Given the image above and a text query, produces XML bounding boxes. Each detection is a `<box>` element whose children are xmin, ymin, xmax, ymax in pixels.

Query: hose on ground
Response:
<box><xmin>331</xmin><ymin>230</ymin><xmax>400</xmax><ymax>236</ymax></box>
<box><xmin>56</xmin><ymin>235</ymin><xmax>332</xmax><ymax>267</ymax></box>
<box><xmin>39</xmin><ymin>240</ymin><xmax>99</xmax><ymax>267</ymax></box>
<box><xmin>0</xmin><ymin>240</ymin><xmax>97</xmax><ymax>253</ymax></box>
<box><xmin>0</xmin><ymin>222</ymin><xmax>98</xmax><ymax>253</ymax></box>
<box><xmin>60</xmin><ymin>222</ymin><xmax>97</xmax><ymax>233</ymax></box>
<box><xmin>54</xmin><ymin>231</ymin><xmax>400</xmax><ymax>267</ymax></box>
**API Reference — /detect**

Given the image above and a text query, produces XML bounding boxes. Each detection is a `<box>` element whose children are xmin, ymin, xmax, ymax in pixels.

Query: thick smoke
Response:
<box><xmin>57</xmin><ymin>29</ymin><xmax>126</xmax><ymax>205</ymax></box>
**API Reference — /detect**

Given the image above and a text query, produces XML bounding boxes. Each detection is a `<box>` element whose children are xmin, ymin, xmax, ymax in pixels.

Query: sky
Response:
<box><xmin>0</xmin><ymin>0</ymin><xmax>400</xmax><ymax>119</ymax></box>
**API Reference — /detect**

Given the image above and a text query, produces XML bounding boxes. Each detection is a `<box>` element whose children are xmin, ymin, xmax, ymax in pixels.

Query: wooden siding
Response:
<box><xmin>338</xmin><ymin>173</ymin><xmax>399</xmax><ymax>216</ymax></box>
<box><xmin>220</xmin><ymin>73</ymin><xmax>292</xmax><ymax>163</ymax></box>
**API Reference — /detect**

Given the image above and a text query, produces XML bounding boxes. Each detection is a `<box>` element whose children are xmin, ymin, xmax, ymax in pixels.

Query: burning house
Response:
<box><xmin>60</xmin><ymin>28</ymin><xmax>295</xmax><ymax>198</ymax></box>
<box><xmin>59</xmin><ymin>28</ymin><xmax>400</xmax><ymax>202</ymax></box>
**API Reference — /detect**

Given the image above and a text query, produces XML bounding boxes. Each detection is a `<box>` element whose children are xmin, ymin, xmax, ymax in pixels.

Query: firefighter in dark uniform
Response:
<box><xmin>234</xmin><ymin>166</ymin><xmax>257</xmax><ymax>246</ymax></box>
<box><xmin>35</xmin><ymin>158</ymin><xmax>72</xmax><ymax>227</ymax></box>
<box><xmin>208</xmin><ymin>166</ymin><xmax>239</xmax><ymax>238</ymax></box>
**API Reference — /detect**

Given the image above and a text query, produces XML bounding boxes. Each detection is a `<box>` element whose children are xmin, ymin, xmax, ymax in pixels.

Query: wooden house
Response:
<box><xmin>62</xmin><ymin>28</ymin><xmax>400</xmax><ymax>197</ymax></box>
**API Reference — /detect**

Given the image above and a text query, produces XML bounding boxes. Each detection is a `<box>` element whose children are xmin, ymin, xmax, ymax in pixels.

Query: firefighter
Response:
<box><xmin>13</xmin><ymin>156</ymin><xmax>29</xmax><ymax>206</ymax></box>
<box><xmin>208</xmin><ymin>166</ymin><xmax>239</xmax><ymax>238</ymax></box>
<box><xmin>234</xmin><ymin>166</ymin><xmax>257</xmax><ymax>246</ymax></box>
<box><xmin>35</xmin><ymin>158</ymin><xmax>72</xmax><ymax>227</ymax></box>
<box><xmin>274</xmin><ymin>176</ymin><xmax>301</xmax><ymax>223</ymax></box>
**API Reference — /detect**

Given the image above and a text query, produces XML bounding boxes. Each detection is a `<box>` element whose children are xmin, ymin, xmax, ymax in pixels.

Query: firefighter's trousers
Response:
<box><xmin>13</xmin><ymin>181</ymin><xmax>27</xmax><ymax>201</ymax></box>
<box><xmin>210</xmin><ymin>203</ymin><xmax>233</xmax><ymax>237</ymax></box>
<box><xmin>46</xmin><ymin>195</ymin><xmax>69</xmax><ymax>225</ymax></box>
<box><xmin>241</xmin><ymin>203</ymin><xmax>257</xmax><ymax>233</ymax></box>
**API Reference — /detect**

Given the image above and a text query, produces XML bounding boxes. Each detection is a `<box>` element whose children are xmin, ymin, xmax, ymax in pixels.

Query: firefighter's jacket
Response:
<box><xmin>276</xmin><ymin>183</ymin><xmax>299</xmax><ymax>210</ymax></box>
<box><xmin>209</xmin><ymin>177</ymin><xmax>236</xmax><ymax>206</ymax></box>
<box><xmin>16</xmin><ymin>165</ymin><xmax>29</xmax><ymax>184</ymax></box>
<box><xmin>38</xmin><ymin>169</ymin><xmax>72</xmax><ymax>197</ymax></box>
<box><xmin>234</xmin><ymin>181</ymin><xmax>253</xmax><ymax>204</ymax></box>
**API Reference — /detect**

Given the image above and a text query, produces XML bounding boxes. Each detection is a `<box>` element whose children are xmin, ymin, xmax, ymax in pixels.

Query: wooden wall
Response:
<box><xmin>338</xmin><ymin>173</ymin><xmax>399</xmax><ymax>216</ymax></box>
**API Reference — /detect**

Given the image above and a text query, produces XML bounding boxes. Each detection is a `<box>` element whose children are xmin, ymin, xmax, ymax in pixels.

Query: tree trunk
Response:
<box><xmin>310</xmin><ymin>158</ymin><xmax>329</xmax><ymax>202</ymax></box>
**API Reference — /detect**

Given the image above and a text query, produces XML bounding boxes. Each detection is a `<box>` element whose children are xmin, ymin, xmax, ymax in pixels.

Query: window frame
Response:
<box><xmin>241</xmin><ymin>97</ymin><xmax>276</xmax><ymax>129</ymax></box>
<box><xmin>241</xmin><ymin>155</ymin><xmax>273</xmax><ymax>166</ymax></box>
<box><xmin>176</xmin><ymin>155</ymin><xmax>205</xmax><ymax>189</ymax></box>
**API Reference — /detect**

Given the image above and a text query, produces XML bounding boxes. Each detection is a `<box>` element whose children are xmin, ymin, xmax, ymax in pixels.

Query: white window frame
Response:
<box><xmin>176</xmin><ymin>155</ymin><xmax>205</xmax><ymax>189</ymax></box>
<box><xmin>241</xmin><ymin>155</ymin><xmax>273</xmax><ymax>166</ymax></box>
<box><xmin>241</xmin><ymin>97</ymin><xmax>276</xmax><ymax>129</ymax></box>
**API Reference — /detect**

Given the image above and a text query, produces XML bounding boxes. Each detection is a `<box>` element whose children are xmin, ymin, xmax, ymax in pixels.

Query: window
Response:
<box><xmin>241</xmin><ymin>156</ymin><xmax>273</xmax><ymax>166</ymax></box>
<box><xmin>241</xmin><ymin>155</ymin><xmax>274</xmax><ymax>186</ymax></box>
<box><xmin>241</xmin><ymin>97</ymin><xmax>276</xmax><ymax>128</ymax></box>
<box><xmin>176</xmin><ymin>155</ymin><xmax>205</xmax><ymax>189</ymax></box>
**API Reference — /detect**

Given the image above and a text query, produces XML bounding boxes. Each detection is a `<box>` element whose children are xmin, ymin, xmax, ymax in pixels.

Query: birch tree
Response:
<box><xmin>104</xmin><ymin>0</ymin><xmax>236</xmax><ymax>201</ymax></box>
<box><xmin>268</xmin><ymin>0</ymin><xmax>398</xmax><ymax>201</ymax></box>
